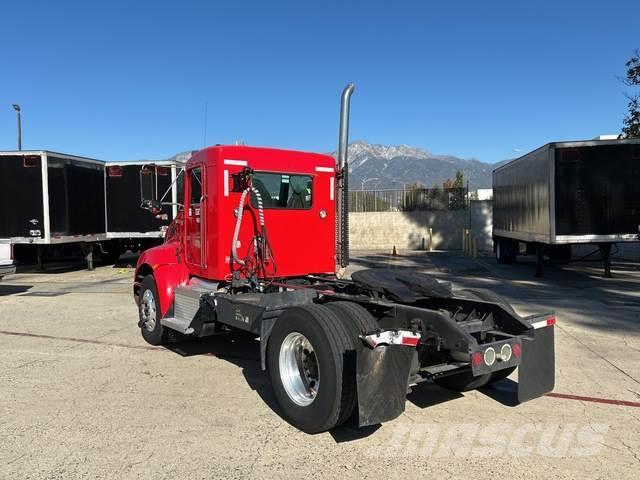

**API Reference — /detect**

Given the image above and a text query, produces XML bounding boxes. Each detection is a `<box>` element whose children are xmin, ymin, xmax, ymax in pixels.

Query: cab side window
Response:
<box><xmin>190</xmin><ymin>167</ymin><xmax>202</xmax><ymax>205</ymax></box>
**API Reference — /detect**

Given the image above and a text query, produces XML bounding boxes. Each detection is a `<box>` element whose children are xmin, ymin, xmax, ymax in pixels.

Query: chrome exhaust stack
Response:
<box><xmin>336</xmin><ymin>82</ymin><xmax>354</xmax><ymax>269</ymax></box>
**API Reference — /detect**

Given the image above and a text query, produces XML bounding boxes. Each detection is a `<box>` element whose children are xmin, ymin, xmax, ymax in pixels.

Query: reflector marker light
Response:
<box><xmin>531</xmin><ymin>316</ymin><xmax>556</xmax><ymax>330</ymax></box>
<box><xmin>108</xmin><ymin>166</ymin><xmax>123</xmax><ymax>177</ymax></box>
<box><xmin>315</xmin><ymin>166</ymin><xmax>334</xmax><ymax>172</ymax></box>
<box><xmin>360</xmin><ymin>330</ymin><xmax>421</xmax><ymax>349</ymax></box>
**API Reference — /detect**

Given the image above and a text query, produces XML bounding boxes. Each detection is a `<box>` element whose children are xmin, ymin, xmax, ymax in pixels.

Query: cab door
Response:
<box><xmin>185</xmin><ymin>165</ymin><xmax>205</xmax><ymax>271</ymax></box>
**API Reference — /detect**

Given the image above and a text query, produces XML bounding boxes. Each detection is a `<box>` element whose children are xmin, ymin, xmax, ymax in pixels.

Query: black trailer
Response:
<box><xmin>0</xmin><ymin>150</ymin><xmax>184</xmax><ymax>269</ymax></box>
<box><xmin>493</xmin><ymin>139</ymin><xmax>640</xmax><ymax>276</ymax></box>
<box><xmin>0</xmin><ymin>150</ymin><xmax>107</xmax><ymax>268</ymax></box>
<box><xmin>103</xmin><ymin>160</ymin><xmax>183</xmax><ymax>262</ymax></box>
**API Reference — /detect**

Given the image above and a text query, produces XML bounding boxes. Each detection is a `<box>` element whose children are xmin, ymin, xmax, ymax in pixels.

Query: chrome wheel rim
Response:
<box><xmin>279</xmin><ymin>332</ymin><xmax>320</xmax><ymax>406</ymax></box>
<box><xmin>140</xmin><ymin>289</ymin><xmax>157</xmax><ymax>332</ymax></box>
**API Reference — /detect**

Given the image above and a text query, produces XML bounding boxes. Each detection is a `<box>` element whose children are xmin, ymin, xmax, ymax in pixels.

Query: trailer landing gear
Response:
<box><xmin>535</xmin><ymin>243</ymin><xmax>544</xmax><ymax>278</ymax></box>
<box><xmin>599</xmin><ymin>243</ymin><xmax>612</xmax><ymax>278</ymax></box>
<box><xmin>81</xmin><ymin>243</ymin><xmax>94</xmax><ymax>271</ymax></box>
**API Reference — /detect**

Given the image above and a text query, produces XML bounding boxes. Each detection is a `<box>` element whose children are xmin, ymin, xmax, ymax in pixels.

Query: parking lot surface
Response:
<box><xmin>1</xmin><ymin>251</ymin><xmax>639</xmax><ymax>479</ymax></box>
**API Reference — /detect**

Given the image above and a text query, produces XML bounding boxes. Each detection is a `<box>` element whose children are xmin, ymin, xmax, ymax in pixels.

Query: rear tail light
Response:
<box><xmin>23</xmin><ymin>155</ymin><xmax>39</xmax><ymax>167</ymax></box>
<box><xmin>512</xmin><ymin>343</ymin><xmax>522</xmax><ymax>359</ymax></box>
<box><xmin>472</xmin><ymin>352</ymin><xmax>483</xmax><ymax>367</ymax></box>
<box><xmin>108</xmin><ymin>166</ymin><xmax>123</xmax><ymax>177</ymax></box>
<box><xmin>157</xmin><ymin>166</ymin><xmax>169</xmax><ymax>176</ymax></box>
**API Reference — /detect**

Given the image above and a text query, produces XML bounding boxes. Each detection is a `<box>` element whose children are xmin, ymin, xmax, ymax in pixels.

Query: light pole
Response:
<box><xmin>12</xmin><ymin>104</ymin><xmax>22</xmax><ymax>151</ymax></box>
<box><xmin>361</xmin><ymin>177</ymin><xmax>379</xmax><ymax>191</ymax></box>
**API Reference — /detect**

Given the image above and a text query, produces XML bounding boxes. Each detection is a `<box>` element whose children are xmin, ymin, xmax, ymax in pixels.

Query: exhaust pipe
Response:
<box><xmin>336</xmin><ymin>82</ymin><xmax>354</xmax><ymax>269</ymax></box>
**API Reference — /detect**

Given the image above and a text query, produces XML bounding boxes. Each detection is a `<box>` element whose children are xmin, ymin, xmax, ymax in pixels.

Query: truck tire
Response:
<box><xmin>325</xmin><ymin>301</ymin><xmax>378</xmax><ymax>425</ymax></box>
<box><xmin>138</xmin><ymin>275</ymin><xmax>166</xmax><ymax>346</ymax></box>
<box><xmin>267</xmin><ymin>304</ymin><xmax>356</xmax><ymax>433</ymax></box>
<box><xmin>495</xmin><ymin>238</ymin><xmax>517</xmax><ymax>264</ymax></box>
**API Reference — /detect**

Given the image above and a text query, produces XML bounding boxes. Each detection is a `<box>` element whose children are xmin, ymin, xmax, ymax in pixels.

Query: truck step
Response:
<box><xmin>160</xmin><ymin>316</ymin><xmax>195</xmax><ymax>335</ymax></box>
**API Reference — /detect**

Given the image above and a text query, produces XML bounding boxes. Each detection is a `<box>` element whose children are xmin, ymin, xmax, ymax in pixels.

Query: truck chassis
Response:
<box><xmin>135</xmin><ymin>267</ymin><xmax>555</xmax><ymax>432</ymax></box>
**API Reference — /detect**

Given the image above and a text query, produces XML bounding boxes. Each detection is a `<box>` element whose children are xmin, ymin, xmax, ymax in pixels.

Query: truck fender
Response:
<box><xmin>149</xmin><ymin>263</ymin><xmax>190</xmax><ymax>318</ymax></box>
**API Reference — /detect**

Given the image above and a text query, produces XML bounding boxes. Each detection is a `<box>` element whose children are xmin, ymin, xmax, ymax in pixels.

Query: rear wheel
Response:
<box><xmin>325</xmin><ymin>301</ymin><xmax>378</xmax><ymax>425</ymax></box>
<box><xmin>267</xmin><ymin>304</ymin><xmax>356</xmax><ymax>433</ymax></box>
<box><xmin>138</xmin><ymin>275</ymin><xmax>166</xmax><ymax>346</ymax></box>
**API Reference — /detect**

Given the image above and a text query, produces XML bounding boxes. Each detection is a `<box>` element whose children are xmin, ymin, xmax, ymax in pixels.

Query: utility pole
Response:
<box><xmin>12</xmin><ymin>104</ymin><xmax>22</xmax><ymax>150</ymax></box>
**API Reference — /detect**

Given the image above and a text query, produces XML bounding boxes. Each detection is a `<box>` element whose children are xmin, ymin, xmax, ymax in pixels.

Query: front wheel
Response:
<box><xmin>267</xmin><ymin>304</ymin><xmax>355</xmax><ymax>433</ymax></box>
<box><xmin>138</xmin><ymin>275</ymin><xmax>166</xmax><ymax>346</ymax></box>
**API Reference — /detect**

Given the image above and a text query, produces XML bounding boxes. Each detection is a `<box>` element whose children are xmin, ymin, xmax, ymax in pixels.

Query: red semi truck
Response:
<box><xmin>134</xmin><ymin>84</ymin><xmax>555</xmax><ymax>433</ymax></box>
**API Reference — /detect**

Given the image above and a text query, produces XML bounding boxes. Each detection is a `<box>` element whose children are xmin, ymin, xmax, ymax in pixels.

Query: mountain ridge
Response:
<box><xmin>159</xmin><ymin>141</ymin><xmax>506</xmax><ymax>190</ymax></box>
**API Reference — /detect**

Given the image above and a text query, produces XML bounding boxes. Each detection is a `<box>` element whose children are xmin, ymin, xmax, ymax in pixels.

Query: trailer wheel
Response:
<box><xmin>325</xmin><ymin>301</ymin><xmax>378</xmax><ymax>424</ymax></box>
<box><xmin>138</xmin><ymin>275</ymin><xmax>166</xmax><ymax>346</ymax></box>
<box><xmin>267</xmin><ymin>304</ymin><xmax>355</xmax><ymax>433</ymax></box>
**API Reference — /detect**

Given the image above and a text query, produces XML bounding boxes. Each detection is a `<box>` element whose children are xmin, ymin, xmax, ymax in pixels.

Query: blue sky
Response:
<box><xmin>0</xmin><ymin>0</ymin><xmax>638</xmax><ymax>163</ymax></box>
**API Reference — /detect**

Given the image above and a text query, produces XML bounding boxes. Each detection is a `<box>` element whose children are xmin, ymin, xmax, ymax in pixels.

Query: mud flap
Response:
<box><xmin>356</xmin><ymin>344</ymin><xmax>416</xmax><ymax>427</ymax></box>
<box><xmin>518</xmin><ymin>326</ymin><xmax>555</xmax><ymax>403</ymax></box>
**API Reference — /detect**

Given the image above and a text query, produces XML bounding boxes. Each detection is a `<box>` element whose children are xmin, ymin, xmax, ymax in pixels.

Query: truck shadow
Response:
<box><xmin>163</xmin><ymin>331</ymin><xmax>481</xmax><ymax>442</ymax></box>
<box><xmin>165</xmin><ymin>333</ymin><xmax>384</xmax><ymax>441</ymax></box>
<box><xmin>0</xmin><ymin>284</ymin><xmax>32</xmax><ymax>296</ymax></box>
<box><xmin>164</xmin><ymin>332</ymin><xmax>282</xmax><ymax>410</ymax></box>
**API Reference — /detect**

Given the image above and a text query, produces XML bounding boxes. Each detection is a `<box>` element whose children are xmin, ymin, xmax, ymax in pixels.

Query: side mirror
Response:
<box><xmin>141</xmin><ymin>199</ymin><xmax>162</xmax><ymax>214</ymax></box>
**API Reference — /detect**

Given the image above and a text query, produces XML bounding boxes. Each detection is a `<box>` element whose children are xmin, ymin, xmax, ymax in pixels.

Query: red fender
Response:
<box><xmin>152</xmin><ymin>263</ymin><xmax>190</xmax><ymax>317</ymax></box>
<box><xmin>135</xmin><ymin>242</ymin><xmax>190</xmax><ymax>317</ymax></box>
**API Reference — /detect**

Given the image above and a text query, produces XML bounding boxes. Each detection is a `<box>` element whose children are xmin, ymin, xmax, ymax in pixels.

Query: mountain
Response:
<box><xmin>162</xmin><ymin>141</ymin><xmax>506</xmax><ymax>190</ymax></box>
<box><xmin>333</xmin><ymin>140</ymin><xmax>503</xmax><ymax>191</ymax></box>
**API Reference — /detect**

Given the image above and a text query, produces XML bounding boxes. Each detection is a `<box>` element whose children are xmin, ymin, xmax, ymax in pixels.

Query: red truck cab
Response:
<box><xmin>135</xmin><ymin>145</ymin><xmax>337</xmax><ymax>315</ymax></box>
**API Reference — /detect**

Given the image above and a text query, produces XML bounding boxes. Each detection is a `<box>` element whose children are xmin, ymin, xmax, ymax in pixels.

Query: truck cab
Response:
<box><xmin>135</xmin><ymin>145</ymin><xmax>337</xmax><ymax>316</ymax></box>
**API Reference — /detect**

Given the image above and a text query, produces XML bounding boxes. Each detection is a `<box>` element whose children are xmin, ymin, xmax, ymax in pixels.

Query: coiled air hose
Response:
<box><xmin>231</xmin><ymin>187</ymin><xmax>264</xmax><ymax>267</ymax></box>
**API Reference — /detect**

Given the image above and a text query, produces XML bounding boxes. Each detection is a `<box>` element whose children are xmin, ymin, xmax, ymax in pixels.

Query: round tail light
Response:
<box><xmin>484</xmin><ymin>347</ymin><xmax>496</xmax><ymax>366</ymax></box>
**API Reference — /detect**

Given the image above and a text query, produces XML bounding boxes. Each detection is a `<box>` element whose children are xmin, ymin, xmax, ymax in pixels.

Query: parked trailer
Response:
<box><xmin>493</xmin><ymin>139</ymin><xmax>640</xmax><ymax>277</ymax></box>
<box><xmin>104</xmin><ymin>160</ymin><xmax>185</xmax><ymax>262</ymax></box>
<box><xmin>0</xmin><ymin>245</ymin><xmax>15</xmax><ymax>280</ymax></box>
<box><xmin>0</xmin><ymin>150</ymin><xmax>184</xmax><ymax>269</ymax></box>
<box><xmin>133</xmin><ymin>84</ymin><xmax>555</xmax><ymax>433</ymax></box>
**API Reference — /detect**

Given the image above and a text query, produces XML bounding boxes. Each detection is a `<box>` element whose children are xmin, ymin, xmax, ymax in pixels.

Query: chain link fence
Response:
<box><xmin>349</xmin><ymin>187</ymin><xmax>468</xmax><ymax>213</ymax></box>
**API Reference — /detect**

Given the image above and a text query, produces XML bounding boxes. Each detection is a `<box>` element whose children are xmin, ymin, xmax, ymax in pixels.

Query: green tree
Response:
<box><xmin>453</xmin><ymin>171</ymin><xmax>464</xmax><ymax>189</ymax></box>
<box><xmin>622</xmin><ymin>49</ymin><xmax>640</xmax><ymax>138</ymax></box>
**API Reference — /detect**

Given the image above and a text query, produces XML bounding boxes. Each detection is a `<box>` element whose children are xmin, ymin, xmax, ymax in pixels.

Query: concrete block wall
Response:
<box><xmin>349</xmin><ymin>200</ymin><xmax>494</xmax><ymax>251</ymax></box>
